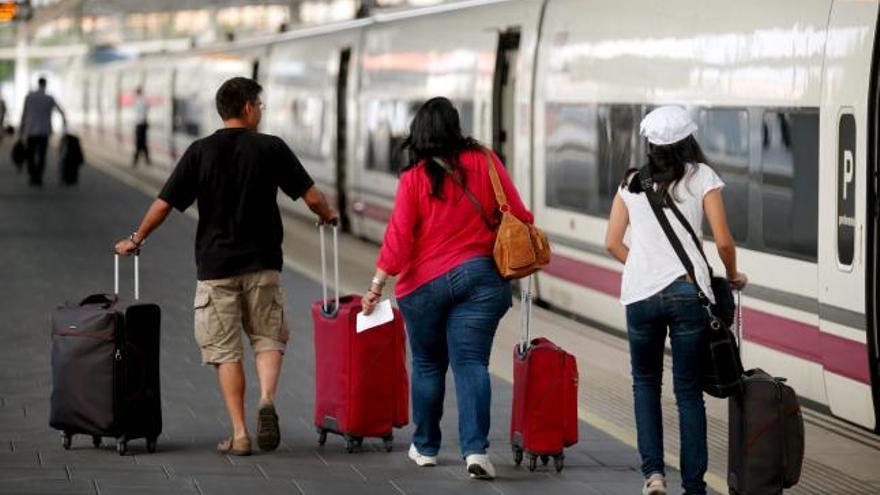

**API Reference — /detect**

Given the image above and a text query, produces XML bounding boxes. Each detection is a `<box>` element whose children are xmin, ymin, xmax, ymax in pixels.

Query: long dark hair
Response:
<box><xmin>401</xmin><ymin>97</ymin><xmax>480</xmax><ymax>198</ymax></box>
<box><xmin>624</xmin><ymin>135</ymin><xmax>709</xmax><ymax>204</ymax></box>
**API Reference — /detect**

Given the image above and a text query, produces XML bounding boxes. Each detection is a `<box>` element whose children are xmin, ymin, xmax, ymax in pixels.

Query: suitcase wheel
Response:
<box><xmin>92</xmin><ymin>436</ymin><xmax>101</xmax><ymax>448</ymax></box>
<box><xmin>528</xmin><ymin>455</ymin><xmax>537</xmax><ymax>472</ymax></box>
<box><xmin>513</xmin><ymin>447</ymin><xmax>523</xmax><ymax>466</ymax></box>
<box><xmin>61</xmin><ymin>432</ymin><xmax>72</xmax><ymax>450</ymax></box>
<box><xmin>116</xmin><ymin>439</ymin><xmax>127</xmax><ymax>456</ymax></box>
<box><xmin>554</xmin><ymin>454</ymin><xmax>565</xmax><ymax>473</ymax></box>
<box><xmin>382</xmin><ymin>435</ymin><xmax>393</xmax><ymax>453</ymax></box>
<box><xmin>345</xmin><ymin>436</ymin><xmax>362</xmax><ymax>453</ymax></box>
<box><xmin>146</xmin><ymin>437</ymin><xmax>157</xmax><ymax>454</ymax></box>
<box><xmin>317</xmin><ymin>430</ymin><xmax>327</xmax><ymax>446</ymax></box>
<box><xmin>540</xmin><ymin>455</ymin><xmax>550</xmax><ymax>466</ymax></box>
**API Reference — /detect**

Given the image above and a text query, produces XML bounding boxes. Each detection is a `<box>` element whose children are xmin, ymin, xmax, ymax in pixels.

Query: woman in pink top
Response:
<box><xmin>361</xmin><ymin>97</ymin><xmax>532</xmax><ymax>479</ymax></box>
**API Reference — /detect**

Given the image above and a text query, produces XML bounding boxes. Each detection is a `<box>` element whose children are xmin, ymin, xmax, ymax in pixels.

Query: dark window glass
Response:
<box><xmin>172</xmin><ymin>97</ymin><xmax>201</xmax><ymax>137</ymax></box>
<box><xmin>365</xmin><ymin>99</ymin><xmax>477</xmax><ymax>175</ymax></box>
<box><xmin>761</xmin><ymin>111</ymin><xmax>819</xmax><ymax>260</ymax></box>
<box><xmin>365</xmin><ymin>99</ymin><xmax>418</xmax><ymax>174</ymax></box>
<box><xmin>545</xmin><ymin>103</ymin><xmax>644</xmax><ymax>216</ymax></box>
<box><xmin>698</xmin><ymin>109</ymin><xmax>750</xmax><ymax>241</ymax></box>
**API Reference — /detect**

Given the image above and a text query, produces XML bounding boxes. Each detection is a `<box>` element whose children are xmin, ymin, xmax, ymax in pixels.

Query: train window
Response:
<box><xmin>287</xmin><ymin>97</ymin><xmax>327</xmax><ymax>161</ymax></box>
<box><xmin>760</xmin><ymin>111</ymin><xmax>819</xmax><ymax>261</ymax></box>
<box><xmin>172</xmin><ymin>97</ymin><xmax>201</xmax><ymax>137</ymax></box>
<box><xmin>458</xmin><ymin>101</ymin><xmax>475</xmax><ymax>137</ymax></box>
<box><xmin>697</xmin><ymin>109</ymin><xmax>750</xmax><ymax>242</ymax></box>
<box><xmin>545</xmin><ymin>103</ymin><xmax>643</xmax><ymax>216</ymax></box>
<box><xmin>365</xmin><ymin>99</ymin><xmax>418</xmax><ymax>174</ymax></box>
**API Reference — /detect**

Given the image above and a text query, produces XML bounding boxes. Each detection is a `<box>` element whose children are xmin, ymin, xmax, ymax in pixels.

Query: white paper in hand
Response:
<box><xmin>356</xmin><ymin>299</ymin><xmax>394</xmax><ymax>333</ymax></box>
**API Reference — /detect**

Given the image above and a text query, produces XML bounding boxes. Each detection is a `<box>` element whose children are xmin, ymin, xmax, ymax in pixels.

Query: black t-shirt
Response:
<box><xmin>159</xmin><ymin>128</ymin><xmax>314</xmax><ymax>280</ymax></box>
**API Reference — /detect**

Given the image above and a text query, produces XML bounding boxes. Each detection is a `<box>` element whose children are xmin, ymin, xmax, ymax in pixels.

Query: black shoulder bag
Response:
<box><xmin>638</xmin><ymin>166</ymin><xmax>742</xmax><ymax>398</ymax></box>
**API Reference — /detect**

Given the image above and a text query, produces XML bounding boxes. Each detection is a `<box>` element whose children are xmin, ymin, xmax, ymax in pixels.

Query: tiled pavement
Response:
<box><xmin>0</xmin><ymin>147</ymin><xmax>699</xmax><ymax>495</ymax></box>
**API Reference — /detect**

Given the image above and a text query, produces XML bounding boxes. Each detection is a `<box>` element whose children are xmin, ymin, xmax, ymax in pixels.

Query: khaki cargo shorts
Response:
<box><xmin>192</xmin><ymin>270</ymin><xmax>290</xmax><ymax>365</ymax></box>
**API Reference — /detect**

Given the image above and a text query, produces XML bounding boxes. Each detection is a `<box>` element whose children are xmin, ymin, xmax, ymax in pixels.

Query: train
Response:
<box><xmin>52</xmin><ymin>0</ymin><xmax>880</xmax><ymax>432</ymax></box>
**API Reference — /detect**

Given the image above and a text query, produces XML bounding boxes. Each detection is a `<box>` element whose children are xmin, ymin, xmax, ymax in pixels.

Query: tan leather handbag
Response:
<box><xmin>432</xmin><ymin>147</ymin><xmax>551</xmax><ymax>279</ymax></box>
<box><xmin>482</xmin><ymin>148</ymin><xmax>551</xmax><ymax>279</ymax></box>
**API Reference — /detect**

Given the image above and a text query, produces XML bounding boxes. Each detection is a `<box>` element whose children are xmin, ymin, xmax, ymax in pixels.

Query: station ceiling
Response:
<box><xmin>77</xmin><ymin>0</ymin><xmax>294</xmax><ymax>15</ymax></box>
<box><xmin>28</xmin><ymin>0</ymin><xmax>297</xmax><ymax>27</ymax></box>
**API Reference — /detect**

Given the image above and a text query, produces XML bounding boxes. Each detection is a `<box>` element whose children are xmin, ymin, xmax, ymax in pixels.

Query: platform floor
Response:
<box><xmin>3</xmin><ymin>136</ymin><xmax>880</xmax><ymax>495</ymax></box>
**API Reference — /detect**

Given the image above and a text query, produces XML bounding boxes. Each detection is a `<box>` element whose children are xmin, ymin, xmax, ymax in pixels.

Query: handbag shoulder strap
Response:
<box><xmin>431</xmin><ymin>156</ymin><xmax>495</xmax><ymax>231</ymax></box>
<box><xmin>665</xmin><ymin>199</ymin><xmax>714</xmax><ymax>277</ymax></box>
<box><xmin>481</xmin><ymin>147</ymin><xmax>509</xmax><ymax>209</ymax></box>
<box><xmin>638</xmin><ymin>166</ymin><xmax>710</xmax><ymax>305</ymax></box>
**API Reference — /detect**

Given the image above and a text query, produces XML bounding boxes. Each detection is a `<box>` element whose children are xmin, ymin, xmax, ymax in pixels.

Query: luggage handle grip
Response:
<box><xmin>318</xmin><ymin>224</ymin><xmax>340</xmax><ymax>316</ymax></box>
<box><xmin>114</xmin><ymin>253</ymin><xmax>140</xmax><ymax>300</ymax></box>
<box><xmin>80</xmin><ymin>294</ymin><xmax>119</xmax><ymax>308</ymax></box>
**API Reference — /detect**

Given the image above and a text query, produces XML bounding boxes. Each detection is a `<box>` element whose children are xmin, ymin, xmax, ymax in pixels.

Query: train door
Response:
<box><xmin>337</xmin><ymin>47</ymin><xmax>352</xmax><ymax>232</ymax></box>
<box><xmin>819</xmin><ymin>1</ymin><xmax>876</xmax><ymax>430</ymax></box>
<box><xmin>492</xmin><ymin>27</ymin><xmax>520</xmax><ymax>169</ymax></box>
<box><xmin>868</xmin><ymin>10</ymin><xmax>880</xmax><ymax>432</ymax></box>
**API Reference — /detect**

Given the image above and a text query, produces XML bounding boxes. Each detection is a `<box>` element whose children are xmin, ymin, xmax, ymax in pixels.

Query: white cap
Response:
<box><xmin>639</xmin><ymin>105</ymin><xmax>698</xmax><ymax>145</ymax></box>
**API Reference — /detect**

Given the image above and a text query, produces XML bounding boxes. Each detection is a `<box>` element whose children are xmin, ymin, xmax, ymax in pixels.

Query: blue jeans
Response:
<box><xmin>625</xmin><ymin>279</ymin><xmax>708</xmax><ymax>495</ymax></box>
<box><xmin>397</xmin><ymin>257</ymin><xmax>512</xmax><ymax>458</ymax></box>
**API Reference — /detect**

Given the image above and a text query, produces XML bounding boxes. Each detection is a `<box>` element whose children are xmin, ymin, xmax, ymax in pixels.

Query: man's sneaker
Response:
<box><xmin>642</xmin><ymin>473</ymin><xmax>667</xmax><ymax>495</ymax></box>
<box><xmin>465</xmin><ymin>454</ymin><xmax>496</xmax><ymax>480</ymax></box>
<box><xmin>408</xmin><ymin>444</ymin><xmax>437</xmax><ymax>467</ymax></box>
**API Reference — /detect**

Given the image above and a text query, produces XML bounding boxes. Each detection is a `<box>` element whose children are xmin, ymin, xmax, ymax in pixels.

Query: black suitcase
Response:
<box><xmin>49</xmin><ymin>254</ymin><xmax>161</xmax><ymax>455</ymax></box>
<box><xmin>728</xmin><ymin>301</ymin><xmax>804</xmax><ymax>494</ymax></box>
<box><xmin>59</xmin><ymin>133</ymin><xmax>84</xmax><ymax>185</ymax></box>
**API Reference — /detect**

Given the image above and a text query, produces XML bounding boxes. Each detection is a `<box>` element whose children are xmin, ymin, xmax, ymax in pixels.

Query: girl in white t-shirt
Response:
<box><xmin>604</xmin><ymin>106</ymin><xmax>747</xmax><ymax>495</ymax></box>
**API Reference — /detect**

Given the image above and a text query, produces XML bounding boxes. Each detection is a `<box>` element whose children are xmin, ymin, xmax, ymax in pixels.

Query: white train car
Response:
<box><xmin>530</xmin><ymin>0</ymin><xmax>880</xmax><ymax>431</ymax></box>
<box><xmin>59</xmin><ymin>0</ymin><xmax>880</xmax><ymax>432</ymax></box>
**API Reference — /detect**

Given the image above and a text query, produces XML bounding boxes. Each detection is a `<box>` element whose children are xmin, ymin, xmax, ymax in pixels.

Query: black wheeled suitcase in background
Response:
<box><xmin>58</xmin><ymin>133</ymin><xmax>84</xmax><ymax>185</ymax></box>
<box><xmin>49</xmin><ymin>254</ymin><xmax>162</xmax><ymax>455</ymax></box>
<box><xmin>728</xmin><ymin>298</ymin><xmax>804</xmax><ymax>494</ymax></box>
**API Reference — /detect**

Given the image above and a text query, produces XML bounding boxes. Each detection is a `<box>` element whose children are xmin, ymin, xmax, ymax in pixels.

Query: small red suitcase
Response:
<box><xmin>510</xmin><ymin>284</ymin><xmax>579</xmax><ymax>472</ymax></box>
<box><xmin>312</xmin><ymin>225</ymin><xmax>409</xmax><ymax>452</ymax></box>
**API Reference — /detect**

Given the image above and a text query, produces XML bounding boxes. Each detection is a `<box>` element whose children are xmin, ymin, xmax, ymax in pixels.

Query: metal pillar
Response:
<box><xmin>13</xmin><ymin>21</ymin><xmax>28</xmax><ymax>122</ymax></box>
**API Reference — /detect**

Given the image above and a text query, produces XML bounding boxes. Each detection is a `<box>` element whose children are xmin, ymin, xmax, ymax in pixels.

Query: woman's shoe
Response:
<box><xmin>408</xmin><ymin>444</ymin><xmax>437</xmax><ymax>466</ymax></box>
<box><xmin>642</xmin><ymin>473</ymin><xmax>667</xmax><ymax>495</ymax></box>
<box><xmin>465</xmin><ymin>454</ymin><xmax>495</xmax><ymax>480</ymax></box>
<box><xmin>216</xmin><ymin>436</ymin><xmax>252</xmax><ymax>456</ymax></box>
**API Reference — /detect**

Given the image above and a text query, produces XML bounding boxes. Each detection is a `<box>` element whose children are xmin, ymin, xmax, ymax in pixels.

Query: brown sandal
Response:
<box><xmin>217</xmin><ymin>436</ymin><xmax>252</xmax><ymax>456</ymax></box>
<box><xmin>257</xmin><ymin>403</ymin><xmax>280</xmax><ymax>451</ymax></box>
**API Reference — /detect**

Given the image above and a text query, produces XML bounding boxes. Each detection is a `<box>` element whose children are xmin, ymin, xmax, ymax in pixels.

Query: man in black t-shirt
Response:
<box><xmin>115</xmin><ymin>77</ymin><xmax>337</xmax><ymax>456</ymax></box>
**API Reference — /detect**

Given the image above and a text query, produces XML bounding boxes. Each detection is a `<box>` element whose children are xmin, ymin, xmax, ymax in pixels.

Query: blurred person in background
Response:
<box><xmin>19</xmin><ymin>77</ymin><xmax>66</xmax><ymax>187</ymax></box>
<box><xmin>133</xmin><ymin>86</ymin><xmax>151</xmax><ymax>166</ymax></box>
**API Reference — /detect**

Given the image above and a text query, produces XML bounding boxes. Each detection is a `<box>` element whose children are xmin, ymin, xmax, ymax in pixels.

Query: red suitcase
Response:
<box><xmin>312</xmin><ymin>225</ymin><xmax>409</xmax><ymax>452</ymax></box>
<box><xmin>510</xmin><ymin>283</ymin><xmax>579</xmax><ymax>472</ymax></box>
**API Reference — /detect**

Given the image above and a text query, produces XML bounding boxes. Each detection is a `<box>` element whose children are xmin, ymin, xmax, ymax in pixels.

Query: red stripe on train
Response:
<box><xmin>544</xmin><ymin>252</ymin><xmax>870</xmax><ymax>385</ymax></box>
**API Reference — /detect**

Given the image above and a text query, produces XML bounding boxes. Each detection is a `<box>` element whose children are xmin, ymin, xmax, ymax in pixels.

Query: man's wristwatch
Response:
<box><xmin>129</xmin><ymin>232</ymin><xmax>143</xmax><ymax>247</ymax></box>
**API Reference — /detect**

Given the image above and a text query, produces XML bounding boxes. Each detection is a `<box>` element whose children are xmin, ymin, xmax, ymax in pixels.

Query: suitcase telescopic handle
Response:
<box><xmin>518</xmin><ymin>275</ymin><xmax>532</xmax><ymax>355</ymax></box>
<box><xmin>734</xmin><ymin>290</ymin><xmax>742</xmax><ymax>348</ymax></box>
<box><xmin>318</xmin><ymin>224</ymin><xmax>340</xmax><ymax>316</ymax></box>
<box><xmin>114</xmin><ymin>253</ymin><xmax>140</xmax><ymax>300</ymax></box>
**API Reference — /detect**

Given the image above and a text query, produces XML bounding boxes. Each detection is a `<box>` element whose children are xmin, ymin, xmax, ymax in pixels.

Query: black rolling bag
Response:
<box><xmin>58</xmin><ymin>133</ymin><xmax>84</xmax><ymax>185</ymax></box>
<box><xmin>49</xmin><ymin>254</ymin><xmax>162</xmax><ymax>455</ymax></box>
<box><xmin>728</xmin><ymin>301</ymin><xmax>804</xmax><ymax>494</ymax></box>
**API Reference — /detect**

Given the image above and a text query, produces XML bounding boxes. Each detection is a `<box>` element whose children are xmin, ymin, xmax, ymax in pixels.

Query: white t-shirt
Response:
<box><xmin>618</xmin><ymin>162</ymin><xmax>724</xmax><ymax>306</ymax></box>
<box><xmin>135</xmin><ymin>97</ymin><xmax>148</xmax><ymax>124</ymax></box>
